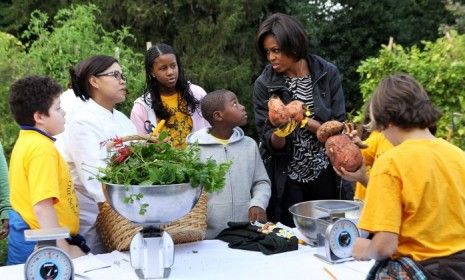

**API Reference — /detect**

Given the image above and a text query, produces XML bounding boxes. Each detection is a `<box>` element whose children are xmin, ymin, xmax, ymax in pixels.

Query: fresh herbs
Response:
<box><xmin>97</xmin><ymin>132</ymin><xmax>231</xmax><ymax>193</ymax></box>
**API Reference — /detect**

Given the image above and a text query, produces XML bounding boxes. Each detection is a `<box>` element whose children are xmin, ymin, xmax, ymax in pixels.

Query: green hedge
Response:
<box><xmin>0</xmin><ymin>4</ymin><xmax>145</xmax><ymax>155</ymax></box>
<box><xmin>357</xmin><ymin>32</ymin><xmax>465</xmax><ymax>149</ymax></box>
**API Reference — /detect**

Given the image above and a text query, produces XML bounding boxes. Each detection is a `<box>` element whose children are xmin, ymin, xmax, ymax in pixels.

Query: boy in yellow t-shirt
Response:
<box><xmin>351</xmin><ymin>74</ymin><xmax>465</xmax><ymax>279</ymax></box>
<box><xmin>7</xmin><ymin>76</ymin><xmax>87</xmax><ymax>265</ymax></box>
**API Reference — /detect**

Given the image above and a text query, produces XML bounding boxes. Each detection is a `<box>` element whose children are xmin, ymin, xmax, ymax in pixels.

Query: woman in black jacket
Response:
<box><xmin>253</xmin><ymin>13</ymin><xmax>346</xmax><ymax>226</ymax></box>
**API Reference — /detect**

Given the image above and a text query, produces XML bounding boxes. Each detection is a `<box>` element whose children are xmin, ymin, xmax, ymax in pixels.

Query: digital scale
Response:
<box><xmin>23</xmin><ymin>227</ymin><xmax>74</xmax><ymax>280</ymax></box>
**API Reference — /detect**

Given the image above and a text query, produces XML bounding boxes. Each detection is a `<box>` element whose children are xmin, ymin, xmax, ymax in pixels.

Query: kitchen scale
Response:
<box><xmin>314</xmin><ymin>218</ymin><xmax>360</xmax><ymax>264</ymax></box>
<box><xmin>23</xmin><ymin>227</ymin><xmax>74</xmax><ymax>280</ymax></box>
<box><xmin>289</xmin><ymin>200</ymin><xmax>362</xmax><ymax>264</ymax></box>
<box><xmin>103</xmin><ymin>182</ymin><xmax>201</xmax><ymax>279</ymax></box>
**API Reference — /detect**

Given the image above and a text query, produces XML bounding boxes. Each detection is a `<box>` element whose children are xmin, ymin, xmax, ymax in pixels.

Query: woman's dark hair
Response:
<box><xmin>9</xmin><ymin>75</ymin><xmax>62</xmax><ymax>126</ymax></box>
<box><xmin>144</xmin><ymin>43</ymin><xmax>199</xmax><ymax>120</ymax></box>
<box><xmin>256</xmin><ymin>13</ymin><xmax>309</xmax><ymax>61</ymax></box>
<box><xmin>367</xmin><ymin>73</ymin><xmax>441</xmax><ymax>131</ymax></box>
<box><xmin>69</xmin><ymin>55</ymin><xmax>118</xmax><ymax>101</ymax></box>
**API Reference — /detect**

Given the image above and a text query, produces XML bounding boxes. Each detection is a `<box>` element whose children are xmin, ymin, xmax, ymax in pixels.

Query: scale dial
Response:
<box><xmin>24</xmin><ymin>246</ymin><xmax>73</xmax><ymax>280</ymax></box>
<box><xmin>326</xmin><ymin>219</ymin><xmax>359</xmax><ymax>259</ymax></box>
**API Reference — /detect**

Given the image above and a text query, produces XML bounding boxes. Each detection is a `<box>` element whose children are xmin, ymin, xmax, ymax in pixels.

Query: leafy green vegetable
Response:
<box><xmin>96</xmin><ymin>132</ymin><xmax>231</xmax><ymax>193</ymax></box>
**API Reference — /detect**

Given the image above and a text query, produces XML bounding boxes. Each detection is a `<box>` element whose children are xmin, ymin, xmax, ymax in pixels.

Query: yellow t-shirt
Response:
<box><xmin>210</xmin><ymin>134</ymin><xmax>229</xmax><ymax>145</ymax></box>
<box><xmin>160</xmin><ymin>93</ymin><xmax>193</xmax><ymax>148</ymax></box>
<box><xmin>354</xmin><ymin>131</ymin><xmax>393</xmax><ymax>201</ymax></box>
<box><xmin>9</xmin><ymin>130</ymin><xmax>79</xmax><ymax>234</ymax></box>
<box><xmin>358</xmin><ymin>138</ymin><xmax>465</xmax><ymax>261</ymax></box>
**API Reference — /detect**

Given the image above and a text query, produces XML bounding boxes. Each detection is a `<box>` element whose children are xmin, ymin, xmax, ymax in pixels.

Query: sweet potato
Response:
<box><xmin>268</xmin><ymin>95</ymin><xmax>290</xmax><ymax>127</ymax></box>
<box><xmin>316</xmin><ymin>120</ymin><xmax>344</xmax><ymax>143</ymax></box>
<box><xmin>286</xmin><ymin>100</ymin><xmax>306</xmax><ymax>123</ymax></box>
<box><xmin>325</xmin><ymin>134</ymin><xmax>363</xmax><ymax>172</ymax></box>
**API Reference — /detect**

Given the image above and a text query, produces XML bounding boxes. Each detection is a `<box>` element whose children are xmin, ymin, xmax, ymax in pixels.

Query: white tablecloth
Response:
<box><xmin>0</xmin><ymin>240</ymin><xmax>374</xmax><ymax>279</ymax></box>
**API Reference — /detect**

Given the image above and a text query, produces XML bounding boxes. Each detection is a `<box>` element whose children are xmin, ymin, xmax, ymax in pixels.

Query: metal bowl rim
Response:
<box><xmin>289</xmin><ymin>199</ymin><xmax>360</xmax><ymax>219</ymax></box>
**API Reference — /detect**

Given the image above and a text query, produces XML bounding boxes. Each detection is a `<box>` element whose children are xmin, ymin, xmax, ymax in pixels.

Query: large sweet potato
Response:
<box><xmin>286</xmin><ymin>100</ymin><xmax>306</xmax><ymax>123</ymax></box>
<box><xmin>325</xmin><ymin>134</ymin><xmax>363</xmax><ymax>172</ymax></box>
<box><xmin>316</xmin><ymin>120</ymin><xmax>344</xmax><ymax>143</ymax></box>
<box><xmin>268</xmin><ymin>95</ymin><xmax>290</xmax><ymax>127</ymax></box>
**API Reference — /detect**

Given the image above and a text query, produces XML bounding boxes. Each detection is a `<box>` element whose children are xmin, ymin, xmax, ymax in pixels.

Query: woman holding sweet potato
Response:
<box><xmin>253</xmin><ymin>13</ymin><xmax>346</xmax><ymax>226</ymax></box>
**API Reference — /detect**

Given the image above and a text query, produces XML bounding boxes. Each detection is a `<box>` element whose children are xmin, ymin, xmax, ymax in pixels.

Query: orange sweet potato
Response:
<box><xmin>268</xmin><ymin>95</ymin><xmax>290</xmax><ymax>127</ymax></box>
<box><xmin>316</xmin><ymin>120</ymin><xmax>344</xmax><ymax>143</ymax></box>
<box><xmin>286</xmin><ymin>100</ymin><xmax>306</xmax><ymax>123</ymax></box>
<box><xmin>325</xmin><ymin>134</ymin><xmax>363</xmax><ymax>172</ymax></box>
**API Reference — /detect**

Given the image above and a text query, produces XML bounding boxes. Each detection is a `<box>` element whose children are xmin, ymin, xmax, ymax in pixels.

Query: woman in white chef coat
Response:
<box><xmin>57</xmin><ymin>55</ymin><xmax>137</xmax><ymax>253</ymax></box>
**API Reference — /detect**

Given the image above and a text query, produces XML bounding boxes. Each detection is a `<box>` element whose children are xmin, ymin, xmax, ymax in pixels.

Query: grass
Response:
<box><xmin>0</xmin><ymin>239</ymin><xmax>7</xmax><ymax>266</ymax></box>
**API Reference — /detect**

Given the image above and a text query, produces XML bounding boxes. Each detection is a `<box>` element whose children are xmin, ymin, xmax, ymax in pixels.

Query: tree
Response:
<box><xmin>21</xmin><ymin>4</ymin><xmax>146</xmax><ymax>113</ymax></box>
<box><xmin>441</xmin><ymin>0</ymin><xmax>465</xmax><ymax>34</ymax></box>
<box><xmin>170</xmin><ymin>0</ymin><xmax>268</xmax><ymax>135</ymax></box>
<box><xmin>0</xmin><ymin>0</ymin><xmax>71</xmax><ymax>35</ymax></box>
<box><xmin>294</xmin><ymin>0</ymin><xmax>459</xmax><ymax>113</ymax></box>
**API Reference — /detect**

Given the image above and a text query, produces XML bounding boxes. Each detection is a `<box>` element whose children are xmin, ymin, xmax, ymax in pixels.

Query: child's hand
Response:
<box><xmin>343</xmin><ymin>122</ymin><xmax>368</xmax><ymax>149</ymax></box>
<box><xmin>334</xmin><ymin>160</ymin><xmax>368</xmax><ymax>186</ymax></box>
<box><xmin>352</xmin><ymin>237</ymin><xmax>372</xmax><ymax>261</ymax></box>
<box><xmin>0</xmin><ymin>219</ymin><xmax>8</xmax><ymax>239</ymax></box>
<box><xmin>248</xmin><ymin>206</ymin><xmax>267</xmax><ymax>222</ymax></box>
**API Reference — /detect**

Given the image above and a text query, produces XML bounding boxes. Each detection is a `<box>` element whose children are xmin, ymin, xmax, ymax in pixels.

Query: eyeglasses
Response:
<box><xmin>95</xmin><ymin>71</ymin><xmax>127</xmax><ymax>81</ymax></box>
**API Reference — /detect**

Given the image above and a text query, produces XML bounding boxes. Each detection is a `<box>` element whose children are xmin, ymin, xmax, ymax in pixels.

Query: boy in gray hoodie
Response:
<box><xmin>187</xmin><ymin>89</ymin><xmax>271</xmax><ymax>239</ymax></box>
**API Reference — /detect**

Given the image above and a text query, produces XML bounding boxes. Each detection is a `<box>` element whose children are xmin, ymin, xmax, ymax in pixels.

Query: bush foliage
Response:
<box><xmin>357</xmin><ymin>32</ymin><xmax>465</xmax><ymax>148</ymax></box>
<box><xmin>0</xmin><ymin>32</ymin><xmax>26</xmax><ymax>154</ymax></box>
<box><xmin>21</xmin><ymin>4</ymin><xmax>146</xmax><ymax>113</ymax></box>
<box><xmin>0</xmin><ymin>4</ymin><xmax>145</xmax><ymax>154</ymax></box>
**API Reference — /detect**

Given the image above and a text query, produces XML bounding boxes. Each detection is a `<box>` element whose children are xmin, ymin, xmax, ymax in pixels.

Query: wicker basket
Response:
<box><xmin>96</xmin><ymin>191</ymin><xmax>207</xmax><ymax>252</ymax></box>
<box><xmin>162</xmin><ymin>191</ymin><xmax>208</xmax><ymax>243</ymax></box>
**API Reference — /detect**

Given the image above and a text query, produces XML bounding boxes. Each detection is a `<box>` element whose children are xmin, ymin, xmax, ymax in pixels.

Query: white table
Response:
<box><xmin>0</xmin><ymin>240</ymin><xmax>373</xmax><ymax>279</ymax></box>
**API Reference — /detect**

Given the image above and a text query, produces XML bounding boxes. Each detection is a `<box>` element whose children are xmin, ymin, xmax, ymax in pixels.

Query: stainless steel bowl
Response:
<box><xmin>289</xmin><ymin>200</ymin><xmax>361</xmax><ymax>245</ymax></box>
<box><xmin>102</xmin><ymin>183</ymin><xmax>202</xmax><ymax>225</ymax></box>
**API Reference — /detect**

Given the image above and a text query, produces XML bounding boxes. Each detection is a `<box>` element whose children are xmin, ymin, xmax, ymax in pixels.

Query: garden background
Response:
<box><xmin>1</xmin><ymin>0</ymin><xmax>465</xmax><ymax>265</ymax></box>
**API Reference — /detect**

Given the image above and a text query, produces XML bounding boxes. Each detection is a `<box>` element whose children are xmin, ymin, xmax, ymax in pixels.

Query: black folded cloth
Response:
<box><xmin>216</xmin><ymin>221</ymin><xmax>298</xmax><ymax>255</ymax></box>
<box><xmin>66</xmin><ymin>234</ymin><xmax>91</xmax><ymax>254</ymax></box>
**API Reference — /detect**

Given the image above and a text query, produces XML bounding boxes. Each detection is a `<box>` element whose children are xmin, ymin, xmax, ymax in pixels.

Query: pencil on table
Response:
<box><xmin>323</xmin><ymin>267</ymin><xmax>337</xmax><ymax>280</ymax></box>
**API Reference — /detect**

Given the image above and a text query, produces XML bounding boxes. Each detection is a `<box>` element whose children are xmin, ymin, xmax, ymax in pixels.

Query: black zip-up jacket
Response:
<box><xmin>252</xmin><ymin>54</ymin><xmax>346</xmax><ymax>218</ymax></box>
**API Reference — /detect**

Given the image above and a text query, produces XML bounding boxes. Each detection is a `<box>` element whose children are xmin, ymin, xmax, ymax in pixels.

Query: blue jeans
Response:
<box><xmin>7</xmin><ymin>210</ymin><xmax>36</xmax><ymax>265</ymax></box>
